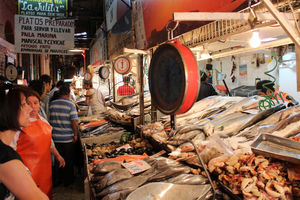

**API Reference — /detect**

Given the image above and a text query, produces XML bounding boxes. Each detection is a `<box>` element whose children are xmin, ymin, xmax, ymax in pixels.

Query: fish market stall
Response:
<box><xmin>80</xmin><ymin>117</ymin><xmax>215</xmax><ymax>200</ymax></box>
<box><xmin>81</xmin><ymin>41</ymin><xmax>213</xmax><ymax>200</ymax></box>
<box><xmin>103</xmin><ymin>93</ymin><xmax>152</xmax><ymax>129</ymax></box>
<box><xmin>78</xmin><ymin>114</ymin><xmax>131</xmax><ymax>147</ymax></box>
<box><xmin>139</xmin><ymin>96</ymin><xmax>300</xmax><ymax>199</ymax></box>
<box><xmin>81</xmin><ymin>36</ymin><xmax>300</xmax><ymax>199</ymax></box>
<box><xmin>78</xmin><ymin>114</ymin><xmax>149</xmax><ymax>199</ymax></box>
<box><xmin>88</xmin><ymin>152</ymin><xmax>212</xmax><ymax>200</ymax></box>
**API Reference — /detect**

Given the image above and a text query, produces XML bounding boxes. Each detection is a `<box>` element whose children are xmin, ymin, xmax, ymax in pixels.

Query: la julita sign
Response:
<box><xmin>18</xmin><ymin>0</ymin><xmax>68</xmax><ymax>18</ymax></box>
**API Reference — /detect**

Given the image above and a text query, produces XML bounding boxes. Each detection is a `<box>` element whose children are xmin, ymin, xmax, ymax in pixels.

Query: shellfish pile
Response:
<box><xmin>208</xmin><ymin>152</ymin><xmax>293</xmax><ymax>200</ymax></box>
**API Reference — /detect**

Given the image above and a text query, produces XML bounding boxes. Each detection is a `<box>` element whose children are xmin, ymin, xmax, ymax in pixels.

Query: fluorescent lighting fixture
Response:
<box><xmin>64</xmin><ymin>79</ymin><xmax>73</xmax><ymax>82</ymax></box>
<box><xmin>261</xmin><ymin>37</ymin><xmax>277</xmax><ymax>42</ymax></box>
<box><xmin>69</xmin><ymin>49</ymin><xmax>84</xmax><ymax>52</ymax></box>
<box><xmin>74</xmin><ymin>32</ymin><xmax>87</xmax><ymax>36</ymax></box>
<box><xmin>201</xmin><ymin>46</ymin><xmax>211</xmax><ymax>59</ymax></box>
<box><xmin>75</xmin><ymin>38</ymin><xmax>88</xmax><ymax>40</ymax></box>
<box><xmin>249</xmin><ymin>31</ymin><xmax>261</xmax><ymax>48</ymax></box>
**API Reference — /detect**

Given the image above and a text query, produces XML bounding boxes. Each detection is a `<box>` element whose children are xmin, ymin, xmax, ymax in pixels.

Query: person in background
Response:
<box><xmin>83</xmin><ymin>81</ymin><xmax>106</xmax><ymax>115</ymax></box>
<box><xmin>40</xmin><ymin>75</ymin><xmax>52</xmax><ymax>117</ymax></box>
<box><xmin>13</xmin><ymin>88</ymin><xmax>65</xmax><ymax>198</ymax></box>
<box><xmin>197</xmin><ymin>71</ymin><xmax>218</xmax><ymax>101</ymax></box>
<box><xmin>70</xmin><ymin>82</ymin><xmax>80</xmax><ymax>111</ymax></box>
<box><xmin>69</xmin><ymin>83</ymin><xmax>76</xmax><ymax>102</ymax></box>
<box><xmin>256</xmin><ymin>80</ymin><xmax>298</xmax><ymax>107</ymax></box>
<box><xmin>0</xmin><ymin>75</ymin><xmax>6</xmax><ymax>85</ymax></box>
<box><xmin>0</xmin><ymin>76</ymin><xmax>12</xmax><ymax>98</ymax></box>
<box><xmin>28</xmin><ymin>80</ymin><xmax>47</xmax><ymax>120</ymax></box>
<box><xmin>49</xmin><ymin>83</ymin><xmax>78</xmax><ymax>187</ymax></box>
<box><xmin>0</xmin><ymin>86</ymin><xmax>49</xmax><ymax>200</ymax></box>
<box><xmin>117</xmin><ymin>76</ymin><xmax>135</xmax><ymax>96</ymax></box>
<box><xmin>48</xmin><ymin>80</ymin><xmax>64</xmax><ymax>101</ymax></box>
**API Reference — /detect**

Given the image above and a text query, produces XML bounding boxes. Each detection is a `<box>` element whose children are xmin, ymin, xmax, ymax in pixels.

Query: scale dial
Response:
<box><xmin>5</xmin><ymin>65</ymin><xmax>18</xmax><ymax>82</ymax></box>
<box><xmin>114</xmin><ymin>57</ymin><xmax>132</xmax><ymax>74</ymax></box>
<box><xmin>99</xmin><ymin>66</ymin><xmax>110</xmax><ymax>79</ymax></box>
<box><xmin>84</xmin><ymin>72</ymin><xmax>92</xmax><ymax>81</ymax></box>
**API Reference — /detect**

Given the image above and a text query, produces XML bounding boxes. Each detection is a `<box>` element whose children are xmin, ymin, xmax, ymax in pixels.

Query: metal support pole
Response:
<box><xmin>170</xmin><ymin>114</ymin><xmax>176</xmax><ymax>130</ymax></box>
<box><xmin>139</xmin><ymin>54</ymin><xmax>145</xmax><ymax>125</ymax></box>
<box><xmin>151</xmin><ymin>105</ymin><xmax>157</xmax><ymax>122</ymax></box>
<box><xmin>112</xmin><ymin>64</ymin><xmax>116</xmax><ymax>102</ymax></box>
<box><xmin>296</xmin><ymin>45</ymin><xmax>300</xmax><ymax>91</ymax></box>
<box><xmin>223</xmin><ymin>79</ymin><xmax>231</xmax><ymax>96</ymax></box>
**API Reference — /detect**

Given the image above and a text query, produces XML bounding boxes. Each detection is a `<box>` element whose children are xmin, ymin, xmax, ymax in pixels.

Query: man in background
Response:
<box><xmin>117</xmin><ymin>76</ymin><xmax>135</xmax><ymax>96</ymax></box>
<box><xmin>197</xmin><ymin>71</ymin><xmax>218</xmax><ymax>101</ymax></box>
<box><xmin>49</xmin><ymin>80</ymin><xmax>64</xmax><ymax>101</ymax></box>
<box><xmin>40</xmin><ymin>74</ymin><xmax>52</xmax><ymax>117</ymax></box>
<box><xmin>49</xmin><ymin>83</ymin><xmax>78</xmax><ymax>187</ymax></box>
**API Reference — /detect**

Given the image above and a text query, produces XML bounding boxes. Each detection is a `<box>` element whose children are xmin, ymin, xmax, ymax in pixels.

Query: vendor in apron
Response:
<box><xmin>84</xmin><ymin>81</ymin><xmax>106</xmax><ymax>116</ymax></box>
<box><xmin>13</xmin><ymin>88</ymin><xmax>65</xmax><ymax>198</ymax></box>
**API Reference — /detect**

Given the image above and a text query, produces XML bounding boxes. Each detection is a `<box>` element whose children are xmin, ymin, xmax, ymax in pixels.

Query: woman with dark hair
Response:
<box><xmin>12</xmin><ymin>88</ymin><xmax>65</xmax><ymax>198</ymax></box>
<box><xmin>28</xmin><ymin>80</ymin><xmax>47</xmax><ymax>119</ymax></box>
<box><xmin>0</xmin><ymin>86</ymin><xmax>49</xmax><ymax>200</ymax></box>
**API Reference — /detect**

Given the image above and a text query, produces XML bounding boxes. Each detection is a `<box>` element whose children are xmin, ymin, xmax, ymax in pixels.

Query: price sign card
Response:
<box><xmin>122</xmin><ymin>160</ymin><xmax>151</xmax><ymax>175</ymax></box>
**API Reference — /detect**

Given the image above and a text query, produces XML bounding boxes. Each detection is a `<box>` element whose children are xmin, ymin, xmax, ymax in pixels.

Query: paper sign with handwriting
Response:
<box><xmin>122</xmin><ymin>160</ymin><xmax>151</xmax><ymax>174</ymax></box>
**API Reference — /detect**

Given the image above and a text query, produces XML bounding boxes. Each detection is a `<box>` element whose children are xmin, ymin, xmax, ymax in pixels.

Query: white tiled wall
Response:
<box><xmin>197</xmin><ymin>51</ymin><xmax>300</xmax><ymax>102</ymax></box>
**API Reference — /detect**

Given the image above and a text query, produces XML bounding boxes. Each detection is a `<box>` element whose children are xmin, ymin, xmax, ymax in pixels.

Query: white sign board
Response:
<box><xmin>105</xmin><ymin>0</ymin><xmax>117</xmax><ymax>31</ymax></box>
<box><xmin>14</xmin><ymin>15</ymin><xmax>74</xmax><ymax>55</ymax></box>
<box><xmin>121</xmin><ymin>160</ymin><xmax>151</xmax><ymax>175</ymax></box>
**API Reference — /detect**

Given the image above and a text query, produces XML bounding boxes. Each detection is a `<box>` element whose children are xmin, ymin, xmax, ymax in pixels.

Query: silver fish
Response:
<box><xmin>211</xmin><ymin>95</ymin><xmax>262</xmax><ymax>119</ymax></box>
<box><xmin>272</xmin><ymin>117</ymin><xmax>300</xmax><ymax>138</ymax></box>
<box><xmin>168</xmin><ymin>130</ymin><xmax>205</xmax><ymax>146</ymax></box>
<box><xmin>238</xmin><ymin>105</ymin><xmax>300</xmax><ymax>139</ymax></box>
<box><xmin>95</xmin><ymin>169</ymin><xmax>133</xmax><ymax>191</ymax></box>
<box><xmin>203</xmin><ymin>112</ymin><xmax>249</xmax><ymax>136</ymax></box>
<box><xmin>167</xmin><ymin>174</ymin><xmax>208</xmax><ymax>185</ymax></box>
<box><xmin>97</xmin><ymin>175</ymin><xmax>150</xmax><ymax>197</ymax></box>
<box><xmin>271</xmin><ymin>113</ymin><xmax>300</xmax><ymax>132</ymax></box>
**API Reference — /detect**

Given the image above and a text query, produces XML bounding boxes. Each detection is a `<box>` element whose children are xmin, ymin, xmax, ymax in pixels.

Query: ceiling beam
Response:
<box><xmin>173</xmin><ymin>12</ymin><xmax>294</xmax><ymax>21</ymax></box>
<box><xmin>206</xmin><ymin>37</ymin><xmax>293</xmax><ymax>60</ymax></box>
<box><xmin>123</xmin><ymin>48</ymin><xmax>148</xmax><ymax>55</ymax></box>
<box><xmin>262</xmin><ymin>0</ymin><xmax>300</xmax><ymax>92</ymax></box>
<box><xmin>261</xmin><ymin>0</ymin><xmax>300</xmax><ymax>48</ymax></box>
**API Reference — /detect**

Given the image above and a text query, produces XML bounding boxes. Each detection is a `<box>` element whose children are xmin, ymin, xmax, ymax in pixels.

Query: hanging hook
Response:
<box><xmin>166</xmin><ymin>20</ymin><xmax>179</xmax><ymax>40</ymax></box>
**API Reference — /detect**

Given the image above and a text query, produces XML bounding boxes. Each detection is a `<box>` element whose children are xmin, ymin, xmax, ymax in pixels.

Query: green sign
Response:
<box><xmin>18</xmin><ymin>0</ymin><xmax>68</xmax><ymax>18</ymax></box>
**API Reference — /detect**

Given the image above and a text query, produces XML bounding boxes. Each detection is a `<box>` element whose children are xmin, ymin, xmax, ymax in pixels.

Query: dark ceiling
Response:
<box><xmin>70</xmin><ymin>0</ymin><xmax>104</xmax><ymax>48</ymax></box>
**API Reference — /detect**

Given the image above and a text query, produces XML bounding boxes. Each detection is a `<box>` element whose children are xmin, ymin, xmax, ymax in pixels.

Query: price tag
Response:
<box><xmin>122</xmin><ymin>160</ymin><xmax>151</xmax><ymax>174</ymax></box>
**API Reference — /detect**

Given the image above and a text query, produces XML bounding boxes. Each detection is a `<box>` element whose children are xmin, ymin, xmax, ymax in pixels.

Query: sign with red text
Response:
<box><xmin>14</xmin><ymin>15</ymin><xmax>74</xmax><ymax>55</ymax></box>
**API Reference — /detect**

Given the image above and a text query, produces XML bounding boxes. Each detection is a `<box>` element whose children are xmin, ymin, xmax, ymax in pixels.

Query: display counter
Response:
<box><xmin>79</xmin><ymin>95</ymin><xmax>300</xmax><ymax>200</ymax></box>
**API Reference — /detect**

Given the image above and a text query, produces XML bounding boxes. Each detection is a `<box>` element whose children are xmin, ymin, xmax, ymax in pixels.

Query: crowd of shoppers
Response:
<box><xmin>0</xmin><ymin>86</ymin><xmax>49</xmax><ymax>200</ymax></box>
<box><xmin>0</xmin><ymin>74</ymin><xmax>79</xmax><ymax>199</ymax></box>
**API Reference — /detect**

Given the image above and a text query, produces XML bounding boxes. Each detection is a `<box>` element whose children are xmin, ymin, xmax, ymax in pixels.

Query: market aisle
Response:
<box><xmin>53</xmin><ymin>169</ymin><xmax>85</xmax><ymax>200</ymax></box>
